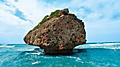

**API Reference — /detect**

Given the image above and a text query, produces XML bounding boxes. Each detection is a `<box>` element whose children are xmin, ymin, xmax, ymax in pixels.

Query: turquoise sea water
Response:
<box><xmin>0</xmin><ymin>42</ymin><xmax>120</xmax><ymax>67</ymax></box>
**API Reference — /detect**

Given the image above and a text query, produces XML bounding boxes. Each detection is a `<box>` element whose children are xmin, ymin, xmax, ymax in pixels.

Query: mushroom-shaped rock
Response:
<box><xmin>24</xmin><ymin>8</ymin><xmax>86</xmax><ymax>54</ymax></box>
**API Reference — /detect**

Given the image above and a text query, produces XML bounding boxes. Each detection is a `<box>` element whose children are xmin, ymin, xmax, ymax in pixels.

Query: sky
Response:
<box><xmin>0</xmin><ymin>0</ymin><xmax>120</xmax><ymax>44</ymax></box>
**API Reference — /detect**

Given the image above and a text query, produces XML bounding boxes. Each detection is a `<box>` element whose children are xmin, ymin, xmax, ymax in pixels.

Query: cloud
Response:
<box><xmin>0</xmin><ymin>0</ymin><xmax>58</xmax><ymax>44</ymax></box>
<box><xmin>39</xmin><ymin>0</ymin><xmax>120</xmax><ymax>42</ymax></box>
<box><xmin>0</xmin><ymin>0</ymin><xmax>120</xmax><ymax>43</ymax></box>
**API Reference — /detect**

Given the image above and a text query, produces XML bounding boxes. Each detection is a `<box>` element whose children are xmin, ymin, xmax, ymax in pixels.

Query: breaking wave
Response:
<box><xmin>0</xmin><ymin>45</ymin><xmax>15</xmax><ymax>48</ymax></box>
<box><xmin>75</xmin><ymin>42</ymin><xmax>120</xmax><ymax>49</ymax></box>
<box><xmin>0</xmin><ymin>42</ymin><xmax>120</xmax><ymax>50</ymax></box>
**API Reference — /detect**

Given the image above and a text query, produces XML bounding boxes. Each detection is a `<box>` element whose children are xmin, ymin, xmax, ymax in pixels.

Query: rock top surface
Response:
<box><xmin>24</xmin><ymin>8</ymin><xmax>86</xmax><ymax>54</ymax></box>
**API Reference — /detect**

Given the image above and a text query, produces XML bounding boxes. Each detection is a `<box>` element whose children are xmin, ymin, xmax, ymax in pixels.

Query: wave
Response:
<box><xmin>0</xmin><ymin>45</ymin><xmax>15</xmax><ymax>48</ymax></box>
<box><xmin>75</xmin><ymin>42</ymin><xmax>120</xmax><ymax>49</ymax></box>
<box><xmin>14</xmin><ymin>46</ymin><xmax>40</xmax><ymax>51</ymax></box>
<box><xmin>32</xmin><ymin>61</ymin><xmax>41</xmax><ymax>65</ymax></box>
<box><xmin>0</xmin><ymin>42</ymin><xmax>120</xmax><ymax>50</ymax></box>
<box><xmin>15</xmin><ymin>48</ymin><xmax>36</xmax><ymax>51</ymax></box>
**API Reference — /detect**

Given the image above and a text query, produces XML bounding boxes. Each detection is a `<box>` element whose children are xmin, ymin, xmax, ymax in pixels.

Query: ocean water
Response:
<box><xmin>0</xmin><ymin>42</ymin><xmax>120</xmax><ymax>67</ymax></box>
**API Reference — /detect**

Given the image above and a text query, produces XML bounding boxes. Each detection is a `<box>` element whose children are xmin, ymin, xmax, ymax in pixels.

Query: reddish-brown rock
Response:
<box><xmin>24</xmin><ymin>8</ymin><xmax>86</xmax><ymax>54</ymax></box>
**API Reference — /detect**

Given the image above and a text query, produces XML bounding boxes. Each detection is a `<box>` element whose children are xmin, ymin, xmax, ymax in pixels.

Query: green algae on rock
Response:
<box><xmin>24</xmin><ymin>8</ymin><xmax>86</xmax><ymax>54</ymax></box>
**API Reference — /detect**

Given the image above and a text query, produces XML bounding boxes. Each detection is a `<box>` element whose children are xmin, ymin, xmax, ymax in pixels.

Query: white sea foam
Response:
<box><xmin>15</xmin><ymin>46</ymin><xmax>39</xmax><ymax>51</ymax></box>
<box><xmin>0</xmin><ymin>45</ymin><xmax>15</xmax><ymax>48</ymax></box>
<box><xmin>75</xmin><ymin>42</ymin><xmax>120</xmax><ymax>49</ymax></box>
<box><xmin>16</xmin><ymin>48</ymin><xmax>35</xmax><ymax>51</ymax></box>
<box><xmin>32</xmin><ymin>61</ymin><xmax>40</xmax><ymax>65</ymax></box>
<box><xmin>26</xmin><ymin>52</ymin><xmax>41</xmax><ymax>55</ymax></box>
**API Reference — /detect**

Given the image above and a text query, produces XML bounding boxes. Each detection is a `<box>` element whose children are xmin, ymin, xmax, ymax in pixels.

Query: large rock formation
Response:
<box><xmin>24</xmin><ymin>8</ymin><xmax>86</xmax><ymax>54</ymax></box>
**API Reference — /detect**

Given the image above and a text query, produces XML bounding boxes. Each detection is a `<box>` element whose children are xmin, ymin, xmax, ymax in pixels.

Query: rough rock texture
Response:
<box><xmin>24</xmin><ymin>8</ymin><xmax>86</xmax><ymax>54</ymax></box>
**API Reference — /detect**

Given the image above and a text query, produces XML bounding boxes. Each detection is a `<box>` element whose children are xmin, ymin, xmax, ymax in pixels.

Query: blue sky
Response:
<box><xmin>0</xmin><ymin>0</ymin><xmax>120</xmax><ymax>44</ymax></box>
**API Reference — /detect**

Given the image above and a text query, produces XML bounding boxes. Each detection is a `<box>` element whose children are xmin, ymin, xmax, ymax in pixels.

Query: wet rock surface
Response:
<box><xmin>24</xmin><ymin>8</ymin><xmax>86</xmax><ymax>54</ymax></box>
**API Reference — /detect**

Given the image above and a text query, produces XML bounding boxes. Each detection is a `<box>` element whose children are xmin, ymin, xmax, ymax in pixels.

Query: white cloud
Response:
<box><xmin>67</xmin><ymin>0</ymin><xmax>120</xmax><ymax>42</ymax></box>
<box><xmin>0</xmin><ymin>0</ymin><xmax>120</xmax><ymax>43</ymax></box>
<box><xmin>0</xmin><ymin>0</ymin><xmax>58</xmax><ymax>43</ymax></box>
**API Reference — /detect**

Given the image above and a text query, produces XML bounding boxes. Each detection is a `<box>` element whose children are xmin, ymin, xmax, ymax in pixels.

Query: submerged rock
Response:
<box><xmin>24</xmin><ymin>8</ymin><xmax>86</xmax><ymax>54</ymax></box>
